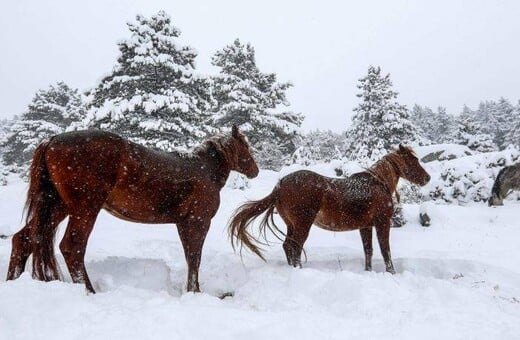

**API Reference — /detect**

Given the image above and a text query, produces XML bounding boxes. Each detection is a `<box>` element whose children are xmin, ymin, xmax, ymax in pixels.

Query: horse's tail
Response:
<box><xmin>27</xmin><ymin>139</ymin><xmax>62</xmax><ymax>281</ymax></box>
<box><xmin>228</xmin><ymin>185</ymin><xmax>284</xmax><ymax>261</ymax></box>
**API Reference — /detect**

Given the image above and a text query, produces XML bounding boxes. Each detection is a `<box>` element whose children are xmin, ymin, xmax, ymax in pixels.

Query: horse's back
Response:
<box><xmin>278</xmin><ymin>170</ymin><xmax>331</xmax><ymax>200</ymax></box>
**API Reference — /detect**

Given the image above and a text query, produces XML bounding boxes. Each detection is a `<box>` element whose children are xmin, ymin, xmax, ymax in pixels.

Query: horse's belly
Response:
<box><xmin>103</xmin><ymin>189</ymin><xmax>183</xmax><ymax>224</ymax></box>
<box><xmin>313</xmin><ymin>211</ymin><xmax>365</xmax><ymax>232</ymax></box>
<box><xmin>102</xmin><ymin>201</ymin><xmax>173</xmax><ymax>224</ymax></box>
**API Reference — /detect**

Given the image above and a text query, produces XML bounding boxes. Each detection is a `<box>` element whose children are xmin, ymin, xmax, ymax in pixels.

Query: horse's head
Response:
<box><xmin>228</xmin><ymin>125</ymin><xmax>259</xmax><ymax>179</ymax></box>
<box><xmin>395</xmin><ymin>144</ymin><xmax>431</xmax><ymax>186</ymax></box>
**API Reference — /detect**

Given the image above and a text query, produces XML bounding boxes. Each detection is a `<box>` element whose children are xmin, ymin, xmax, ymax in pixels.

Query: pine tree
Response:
<box><xmin>494</xmin><ymin>97</ymin><xmax>515</xmax><ymax>148</ymax></box>
<box><xmin>453</xmin><ymin>106</ymin><xmax>496</xmax><ymax>152</ymax></box>
<box><xmin>345</xmin><ymin>66</ymin><xmax>423</xmax><ymax>164</ymax></box>
<box><xmin>86</xmin><ymin>11</ymin><xmax>212</xmax><ymax>151</ymax></box>
<box><xmin>435</xmin><ymin>106</ymin><xmax>458</xmax><ymax>143</ymax></box>
<box><xmin>2</xmin><ymin>82</ymin><xmax>85</xmax><ymax>170</ymax></box>
<box><xmin>409</xmin><ymin>104</ymin><xmax>435</xmax><ymax>143</ymax></box>
<box><xmin>503</xmin><ymin>101</ymin><xmax>520</xmax><ymax>149</ymax></box>
<box><xmin>469</xmin><ymin>98</ymin><xmax>515</xmax><ymax>150</ymax></box>
<box><xmin>211</xmin><ymin>39</ymin><xmax>303</xmax><ymax>169</ymax></box>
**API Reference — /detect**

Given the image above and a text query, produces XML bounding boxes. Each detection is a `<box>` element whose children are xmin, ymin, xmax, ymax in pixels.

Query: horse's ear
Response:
<box><xmin>232</xmin><ymin>124</ymin><xmax>240</xmax><ymax>138</ymax></box>
<box><xmin>399</xmin><ymin>144</ymin><xmax>406</xmax><ymax>152</ymax></box>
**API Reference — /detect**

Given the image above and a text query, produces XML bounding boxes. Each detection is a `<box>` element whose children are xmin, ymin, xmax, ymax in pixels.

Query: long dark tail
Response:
<box><xmin>228</xmin><ymin>186</ymin><xmax>285</xmax><ymax>261</ymax></box>
<box><xmin>27</xmin><ymin>140</ymin><xmax>62</xmax><ymax>281</ymax></box>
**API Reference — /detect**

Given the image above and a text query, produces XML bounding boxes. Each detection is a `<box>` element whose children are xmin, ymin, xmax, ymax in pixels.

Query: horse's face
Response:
<box><xmin>398</xmin><ymin>145</ymin><xmax>431</xmax><ymax>186</ymax></box>
<box><xmin>231</xmin><ymin>125</ymin><xmax>259</xmax><ymax>179</ymax></box>
<box><xmin>488</xmin><ymin>194</ymin><xmax>503</xmax><ymax>206</ymax></box>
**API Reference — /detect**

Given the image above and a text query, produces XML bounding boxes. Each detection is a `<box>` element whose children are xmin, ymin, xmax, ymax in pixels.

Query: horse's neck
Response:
<box><xmin>197</xmin><ymin>147</ymin><xmax>231</xmax><ymax>188</ymax></box>
<box><xmin>369</xmin><ymin>158</ymin><xmax>400</xmax><ymax>194</ymax></box>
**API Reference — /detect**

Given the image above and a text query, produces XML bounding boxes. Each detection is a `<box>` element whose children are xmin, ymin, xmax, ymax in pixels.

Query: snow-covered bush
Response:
<box><xmin>415</xmin><ymin>144</ymin><xmax>473</xmax><ymax>163</ymax></box>
<box><xmin>226</xmin><ymin>172</ymin><xmax>251</xmax><ymax>190</ymax></box>
<box><xmin>418</xmin><ymin>148</ymin><xmax>520</xmax><ymax>204</ymax></box>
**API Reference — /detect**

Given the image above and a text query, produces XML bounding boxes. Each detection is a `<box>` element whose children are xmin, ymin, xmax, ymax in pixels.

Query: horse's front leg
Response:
<box><xmin>177</xmin><ymin>219</ymin><xmax>211</xmax><ymax>293</ymax></box>
<box><xmin>359</xmin><ymin>227</ymin><xmax>373</xmax><ymax>271</ymax></box>
<box><xmin>375</xmin><ymin>218</ymin><xmax>396</xmax><ymax>274</ymax></box>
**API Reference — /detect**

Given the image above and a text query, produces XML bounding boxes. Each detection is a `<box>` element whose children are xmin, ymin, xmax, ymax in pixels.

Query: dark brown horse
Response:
<box><xmin>229</xmin><ymin>145</ymin><xmax>430</xmax><ymax>273</ymax></box>
<box><xmin>488</xmin><ymin>163</ymin><xmax>520</xmax><ymax>206</ymax></box>
<box><xmin>7</xmin><ymin>125</ymin><xmax>258</xmax><ymax>293</ymax></box>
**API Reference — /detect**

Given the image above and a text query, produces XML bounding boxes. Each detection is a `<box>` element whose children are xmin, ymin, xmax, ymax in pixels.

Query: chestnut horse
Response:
<box><xmin>7</xmin><ymin>126</ymin><xmax>258</xmax><ymax>293</ymax></box>
<box><xmin>229</xmin><ymin>145</ymin><xmax>430</xmax><ymax>273</ymax></box>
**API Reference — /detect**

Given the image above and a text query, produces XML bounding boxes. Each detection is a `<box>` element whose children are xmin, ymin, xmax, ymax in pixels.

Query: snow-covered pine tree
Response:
<box><xmin>409</xmin><ymin>104</ymin><xmax>435</xmax><ymax>143</ymax></box>
<box><xmin>503</xmin><ymin>100</ymin><xmax>520</xmax><ymax>149</ymax></box>
<box><xmin>291</xmin><ymin>130</ymin><xmax>345</xmax><ymax>165</ymax></box>
<box><xmin>453</xmin><ymin>105</ymin><xmax>496</xmax><ymax>152</ymax></box>
<box><xmin>211</xmin><ymin>39</ymin><xmax>303</xmax><ymax>169</ymax></box>
<box><xmin>469</xmin><ymin>98</ymin><xmax>515</xmax><ymax>150</ymax></box>
<box><xmin>472</xmin><ymin>100</ymin><xmax>496</xmax><ymax>134</ymax></box>
<box><xmin>2</xmin><ymin>82</ymin><xmax>85</xmax><ymax>172</ymax></box>
<box><xmin>86</xmin><ymin>11</ymin><xmax>212</xmax><ymax>151</ymax></box>
<box><xmin>494</xmin><ymin>97</ymin><xmax>515</xmax><ymax>149</ymax></box>
<box><xmin>434</xmin><ymin>106</ymin><xmax>457</xmax><ymax>143</ymax></box>
<box><xmin>345</xmin><ymin>66</ymin><xmax>423</xmax><ymax>164</ymax></box>
<box><xmin>0</xmin><ymin>117</ymin><xmax>16</xmax><ymax>185</ymax></box>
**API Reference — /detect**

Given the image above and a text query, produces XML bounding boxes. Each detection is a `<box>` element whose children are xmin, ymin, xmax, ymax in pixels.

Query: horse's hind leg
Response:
<box><xmin>359</xmin><ymin>227</ymin><xmax>373</xmax><ymax>271</ymax></box>
<box><xmin>7</xmin><ymin>203</ymin><xmax>67</xmax><ymax>281</ymax></box>
<box><xmin>279</xmin><ymin>208</ymin><xmax>315</xmax><ymax>268</ymax></box>
<box><xmin>59</xmin><ymin>210</ymin><xmax>100</xmax><ymax>293</ymax></box>
<box><xmin>6</xmin><ymin>224</ymin><xmax>31</xmax><ymax>280</ymax></box>
<box><xmin>375</xmin><ymin>218</ymin><xmax>395</xmax><ymax>274</ymax></box>
<box><xmin>283</xmin><ymin>227</ymin><xmax>310</xmax><ymax>268</ymax></box>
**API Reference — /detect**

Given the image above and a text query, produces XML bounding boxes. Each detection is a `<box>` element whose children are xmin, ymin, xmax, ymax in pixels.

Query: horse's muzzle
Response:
<box><xmin>422</xmin><ymin>173</ymin><xmax>431</xmax><ymax>186</ymax></box>
<box><xmin>488</xmin><ymin>196</ymin><xmax>503</xmax><ymax>206</ymax></box>
<box><xmin>247</xmin><ymin>167</ymin><xmax>259</xmax><ymax>179</ymax></box>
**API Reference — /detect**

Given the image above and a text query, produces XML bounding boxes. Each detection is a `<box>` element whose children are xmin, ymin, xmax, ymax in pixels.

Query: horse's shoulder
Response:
<box><xmin>343</xmin><ymin>172</ymin><xmax>390</xmax><ymax>194</ymax></box>
<box><xmin>347</xmin><ymin>172</ymin><xmax>377</xmax><ymax>184</ymax></box>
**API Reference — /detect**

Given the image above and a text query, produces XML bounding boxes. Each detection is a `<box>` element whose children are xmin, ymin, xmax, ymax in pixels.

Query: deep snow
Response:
<box><xmin>0</xmin><ymin>168</ymin><xmax>519</xmax><ymax>340</ymax></box>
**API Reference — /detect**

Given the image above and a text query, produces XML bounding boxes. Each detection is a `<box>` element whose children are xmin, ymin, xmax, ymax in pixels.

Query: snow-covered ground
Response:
<box><xmin>0</xmin><ymin>169</ymin><xmax>519</xmax><ymax>340</ymax></box>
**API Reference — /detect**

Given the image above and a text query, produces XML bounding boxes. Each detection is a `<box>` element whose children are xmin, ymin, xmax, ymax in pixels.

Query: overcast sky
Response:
<box><xmin>1</xmin><ymin>0</ymin><xmax>519</xmax><ymax>131</ymax></box>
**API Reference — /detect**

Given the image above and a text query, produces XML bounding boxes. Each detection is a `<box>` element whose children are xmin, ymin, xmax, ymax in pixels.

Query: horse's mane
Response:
<box><xmin>194</xmin><ymin>133</ymin><xmax>238</xmax><ymax>167</ymax></box>
<box><xmin>368</xmin><ymin>149</ymin><xmax>407</xmax><ymax>181</ymax></box>
<box><xmin>366</xmin><ymin>147</ymin><xmax>414</xmax><ymax>199</ymax></box>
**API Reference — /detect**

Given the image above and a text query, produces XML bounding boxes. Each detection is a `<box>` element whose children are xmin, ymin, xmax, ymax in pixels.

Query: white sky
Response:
<box><xmin>1</xmin><ymin>0</ymin><xmax>519</xmax><ymax>131</ymax></box>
